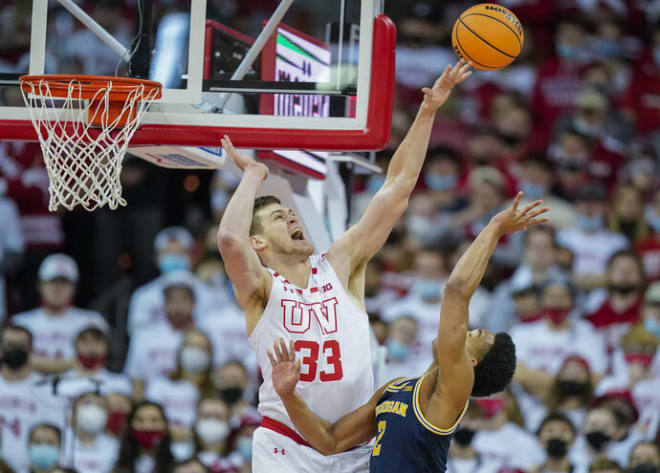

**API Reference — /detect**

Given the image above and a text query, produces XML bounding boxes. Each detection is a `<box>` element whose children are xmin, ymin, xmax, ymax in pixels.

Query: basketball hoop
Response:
<box><xmin>19</xmin><ymin>74</ymin><xmax>162</xmax><ymax>211</ymax></box>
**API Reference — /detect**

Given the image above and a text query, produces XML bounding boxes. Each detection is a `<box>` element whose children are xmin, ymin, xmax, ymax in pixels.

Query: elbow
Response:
<box><xmin>444</xmin><ymin>279</ymin><xmax>469</xmax><ymax>299</ymax></box>
<box><xmin>217</xmin><ymin>231</ymin><xmax>240</xmax><ymax>254</ymax></box>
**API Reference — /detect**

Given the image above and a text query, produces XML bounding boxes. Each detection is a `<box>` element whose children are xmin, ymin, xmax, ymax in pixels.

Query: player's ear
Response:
<box><xmin>250</xmin><ymin>235</ymin><xmax>266</xmax><ymax>251</ymax></box>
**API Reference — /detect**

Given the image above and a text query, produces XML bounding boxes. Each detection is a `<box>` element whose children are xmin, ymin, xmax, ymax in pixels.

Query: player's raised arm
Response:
<box><xmin>328</xmin><ymin>61</ymin><xmax>472</xmax><ymax>277</ymax></box>
<box><xmin>431</xmin><ymin>193</ymin><xmax>548</xmax><ymax>411</ymax></box>
<box><xmin>268</xmin><ymin>338</ymin><xmax>388</xmax><ymax>456</ymax></box>
<box><xmin>216</xmin><ymin>136</ymin><xmax>271</xmax><ymax>308</ymax></box>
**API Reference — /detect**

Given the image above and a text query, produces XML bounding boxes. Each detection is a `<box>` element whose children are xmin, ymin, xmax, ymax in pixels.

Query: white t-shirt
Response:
<box><xmin>447</xmin><ymin>457</ymin><xmax>483</xmax><ymax>473</ymax></box>
<box><xmin>0</xmin><ymin>373</ymin><xmax>66</xmax><ymax>473</ymax></box>
<box><xmin>62</xmin><ymin>433</ymin><xmax>119</xmax><ymax>473</ymax></box>
<box><xmin>556</xmin><ymin>228</ymin><xmax>628</xmax><ymax>276</ymax></box>
<box><xmin>200</xmin><ymin>307</ymin><xmax>258</xmax><ymax>376</ymax></box>
<box><xmin>145</xmin><ymin>377</ymin><xmax>199</xmax><ymax>428</ymax></box>
<box><xmin>12</xmin><ymin>307</ymin><xmax>109</xmax><ymax>360</ymax></box>
<box><xmin>124</xmin><ymin>322</ymin><xmax>184</xmax><ymax>382</ymax></box>
<box><xmin>510</xmin><ymin>319</ymin><xmax>609</xmax><ymax>376</ymax></box>
<box><xmin>54</xmin><ymin>369</ymin><xmax>133</xmax><ymax>400</ymax></box>
<box><xmin>127</xmin><ymin>272</ymin><xmax>221</xmax><ymax>335</ymax></box>
<box><xmin>472</xmin><ymin>422</ymin><xmax>545</xmax><ymax>473</ymax></box>
<box><xmin>0</xmin><ymin>197</ymin><xmax>25</xmax><ymax>323</ymax></box>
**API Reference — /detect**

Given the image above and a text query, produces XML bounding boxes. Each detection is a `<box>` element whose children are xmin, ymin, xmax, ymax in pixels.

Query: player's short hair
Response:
<box><xmin>29</xmin><ymin>423</ymin><xmax>62</xmax><ymax>445</ymax></box>
<box><xmin>536</xmin><ymin>411</ymin><xmax>576</xmax><ymax>437</ymax></box>
<box><xmin>472</xmin><ymin>332</ymin><xmax>516</xmax><ymax>397</ymax></box>
<box><xmin>250</xmin><ymin>195</ymin><xmax>282</xmax><ymax>236</ymax></box>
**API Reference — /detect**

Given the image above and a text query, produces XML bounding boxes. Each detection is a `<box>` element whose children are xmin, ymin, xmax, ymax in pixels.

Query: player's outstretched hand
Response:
<box><xmin>490</xmin><ymin>191</ymin><xmax>549</xmax><ymax>235</ymax></box>
<box><xmin>267</xmin><ymin>337</ymin><xmax>301</xmax><ymax>398</ymax></box>
<box><xmin>422</xmin><ymin>59</ymin><xmax>472</xmax><ymax>111</ymax></box>
<box><xmin>221</xmin><ymin>135</ymin><xmax>269</xmax><ymax>180</ymax></box>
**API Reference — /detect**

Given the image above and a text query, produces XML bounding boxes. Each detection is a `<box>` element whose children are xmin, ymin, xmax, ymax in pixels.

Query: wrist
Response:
<box><xmin>280</xmin><ymin>391</ymin><xmax>297</xmax><ymax>403</ymax></box>
<box><xmin>245</xmin><ymin>164</ymin><xmax>267</xmax><ymax>179</ymax></box>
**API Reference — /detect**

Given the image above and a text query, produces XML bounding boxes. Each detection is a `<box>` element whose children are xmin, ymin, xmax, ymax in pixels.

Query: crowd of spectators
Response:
<box><xmin>1</xmin><ymin>1</ymin><xmax>660</xmax><ymax>473</ymax></box>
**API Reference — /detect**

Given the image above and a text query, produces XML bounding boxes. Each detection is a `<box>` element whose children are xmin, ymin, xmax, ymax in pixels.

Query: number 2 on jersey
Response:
<box><xmin>372</xmin><ymin>420</ymin><xmax>386</xmax><ymax>456</ymax></box>
<box><xmin>294</xmin><ymin>340</ymin><xmax>343</xmax><ymax>382</ymax></box>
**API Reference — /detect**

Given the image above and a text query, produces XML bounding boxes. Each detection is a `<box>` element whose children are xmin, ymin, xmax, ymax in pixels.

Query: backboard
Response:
<box><xmin>0</xmin><ymin>0</ymin><xmax>396</xmax><ymax>159</ymax></box>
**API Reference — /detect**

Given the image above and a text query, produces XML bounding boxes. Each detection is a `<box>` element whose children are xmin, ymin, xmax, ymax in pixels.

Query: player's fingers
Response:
<box><xmin>295</xmin><ymin>359</ymin><xmax>301</xmax><ymax>373</ymax></box>
<box><xmin>279</xmin><ymin>338</ymin><xmax>289</xmax><ymax>362</ymax></box>
<box><xmin>421</xmin><ymin>87</ymin><xmax>431</xmax><ymax>95</ymax></box>
<box><xmin>527</xmin><ymin>217</ymin><xmax>550</xmax><ymax>227</ymax></box>
<box><xmin>458</xmin><ymin>70</ymin><xmax>472</xmax><ymax>83</ymax></box>
<box><xmin>524</xmin><ymin>207</ymin><xmax>549</xmax><ymax>221</ymax></box>
<box><xmin>512</xmin><ymin>191</ymin><xmax>523</xmax><ymax>212</ymax></box>
<box><xmin>267</xmin><ymin>350</ymin><xmax>277</xmax><ymax>367</ymax></box>
<box><xmin>289</xmin><ymin>340</ymin><xmax>296</xmax><ymax>362</ymax></box>
<box><xmin>521</xmin><ymin>199</ymin><xmax>544</xmax><ymax>216</ymax></box>
<box><xmin>273</xmin><ymin>338</ymin><xmax>284</xmax><ymax>362</ymax></box>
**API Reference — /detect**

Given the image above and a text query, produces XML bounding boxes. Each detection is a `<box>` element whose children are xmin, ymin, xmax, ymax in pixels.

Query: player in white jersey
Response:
<box><xmin>217</xmin><ymin>60</ymin><xmax>472</xmax><ymax>472</ymax></box>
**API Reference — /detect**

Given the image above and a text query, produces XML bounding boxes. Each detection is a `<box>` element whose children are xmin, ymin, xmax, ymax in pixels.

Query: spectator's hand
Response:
<box><xmin>490</xmin><ymin>192</ymin><xmax>549</xmax><ymax>235</ymax></box>
<box><xmin>422</xmin><ymin>59</ymin><xmax>472</xmax><ymax>111</ymax></box>
<box><xmin>267</xmin><ymin>338</ymin><xmax>301</xmax><ymax>398</ymax></box>
<box><xmin>221</xmin><ymin>135</ymin><xmax>269</xmax><ymax>181</ymax></box>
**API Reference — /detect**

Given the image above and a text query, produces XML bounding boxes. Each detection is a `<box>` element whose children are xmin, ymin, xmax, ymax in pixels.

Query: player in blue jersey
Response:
<box><xmin>266</xmin><ymin>193</ymin><xmax>549</xmax><ymax>472</ymax></box>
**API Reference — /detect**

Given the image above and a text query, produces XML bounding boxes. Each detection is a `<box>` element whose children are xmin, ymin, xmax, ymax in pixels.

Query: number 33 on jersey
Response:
<box><xmin>249</xmin><ymin>254</ymin><xmax>375</xmax><ymax>427</ymax></box>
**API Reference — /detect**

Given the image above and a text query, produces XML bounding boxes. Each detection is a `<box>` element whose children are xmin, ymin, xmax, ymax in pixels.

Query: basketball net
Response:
<box><xmin>20</xmin><ymin>76</ymin><xmax>161</xmax><ymax>211</ymax></box>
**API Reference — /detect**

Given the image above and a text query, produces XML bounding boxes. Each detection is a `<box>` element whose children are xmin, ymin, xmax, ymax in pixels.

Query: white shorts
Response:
<box><xmin>252</xmin><ymin>426</ymin><xmax>371</xmax><ymax>473</ymax></box>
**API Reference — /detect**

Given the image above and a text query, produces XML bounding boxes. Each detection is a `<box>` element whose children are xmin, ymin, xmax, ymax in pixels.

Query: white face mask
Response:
<box><xmin>170</xmin><ymin>441</ymin><xmax>195</xmax><ymax>461</ymax></box>
<box><xmin>195</xmin><ymin>418</ymin><xmax>230</xmax><ymax>445</ymax></box>
<box><xmin>76</xmin><ymin>404</ymin><xmax>108</xmax><ymax>434</ymax></box>
<box><xmin>180</xmin><ymin>347</ymin><xmax>211</xmax><ymax>373</ymax></box>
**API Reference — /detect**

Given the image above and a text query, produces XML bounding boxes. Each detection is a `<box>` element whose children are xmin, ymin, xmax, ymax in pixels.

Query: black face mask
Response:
<box><xmin>453</xmin><ymin>428</ymin><xmax>476</xmax><ymax>446</ymax></box>
<box><xmin>1</xmin><ymin>347</ymin><xmax>29</xmax><ymax>370</ymax></box>
<box><xmin>608</xmin><ymin>284</ymin><xmax>639</xmax><ymax>296</ymax></box>
<box><xmin>630</xmin><ymin>463</ymin><xmax>658</xmax><ymax>473</ymax></box>
<box><xmin>585</xmin><ymin>431</ymin><xmax>611</xmax><ymax>451</ymax></box>
<box><xmin>546</xmin><ymin>438</ymin><xmax>568</xmax><ymax>459</ymax></box>
<box><xmin>557</xmin><ymin>380</ymin><xmax>589</xmax><ymax>397</ymax></box>
<box><xmin>219</xmin><ymin>386</ymin><xmax>244</xmax><ymax>405</ymax></box>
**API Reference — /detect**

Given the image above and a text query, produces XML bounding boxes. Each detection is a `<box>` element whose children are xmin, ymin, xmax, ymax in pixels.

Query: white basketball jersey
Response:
<box><xmin>249</xmin><ymin>254</ymin><xmax>375</xmax><ymax>431</ymax></box>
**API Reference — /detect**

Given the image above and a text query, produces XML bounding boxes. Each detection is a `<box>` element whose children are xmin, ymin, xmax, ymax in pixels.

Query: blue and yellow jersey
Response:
<box><xmin>369</xmin><ymin>374</ymin><xmax>469</xmax><ymax>473</ymax></box>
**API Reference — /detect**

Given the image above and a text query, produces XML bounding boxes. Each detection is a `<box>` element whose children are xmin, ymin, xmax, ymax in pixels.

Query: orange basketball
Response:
<box><xmin>452</xmin><ymin>3</ymin><xmax>524</xmax><ymax>71</ymax></box>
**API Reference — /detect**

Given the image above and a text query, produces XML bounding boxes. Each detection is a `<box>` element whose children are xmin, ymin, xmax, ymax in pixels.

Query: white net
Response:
<box><xmin>20</xmin><ymin>77</ymin><xmax>161</xmax><ymax>211</ymax></box>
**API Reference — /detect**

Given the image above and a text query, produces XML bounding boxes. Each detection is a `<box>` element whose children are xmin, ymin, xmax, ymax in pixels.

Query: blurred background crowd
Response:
<box><xmin>1</xmin><ymin>0</ymin><xmax>660</xmax><ymax>473</ymax></box>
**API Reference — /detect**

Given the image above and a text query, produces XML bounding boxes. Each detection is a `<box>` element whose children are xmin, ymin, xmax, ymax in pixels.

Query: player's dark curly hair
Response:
<box><xmin>472</xmin><ymin>332</ymin><xmax>516</xmax><ymax>397</ymax></box>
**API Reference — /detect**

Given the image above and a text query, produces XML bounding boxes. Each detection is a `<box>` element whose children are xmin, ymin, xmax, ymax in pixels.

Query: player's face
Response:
<box><xmin>465</xmin><ymin>329</ymin><xmax>495</xmax><ymax>364</ymax></box>
<box><xmin>253</xmin><ymin>204</ymin><xmax>314</xmax><ymax>257</ymax></box>
<box><xmin>39</xmin><ymin>277</ymin><xmax>75</xmax><ymax>309</ymax></box>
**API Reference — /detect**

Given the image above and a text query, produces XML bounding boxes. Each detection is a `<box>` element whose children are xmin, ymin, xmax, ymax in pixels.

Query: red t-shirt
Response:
<box><xmin>636</xmin><ymin>235</ymin><xmax>660</xmax><ymax>281</ymax></box>
<box><xmin>622</xmin><ymin>51</ymin><xmax>660</xmax><ymax>136</ymax></box>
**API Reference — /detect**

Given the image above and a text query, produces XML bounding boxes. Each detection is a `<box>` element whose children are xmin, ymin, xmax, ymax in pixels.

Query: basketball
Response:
<box><xmin>452</xmin><ymin>3</ymin><xmax>524</xmax><ymax>71</ymax></box>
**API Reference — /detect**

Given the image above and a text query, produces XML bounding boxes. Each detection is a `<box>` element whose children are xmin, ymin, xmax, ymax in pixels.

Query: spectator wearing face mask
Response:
<box><xmin>62</xmin><ymin>393</ymin><xmax>118</xmax><ymax>473</ymax></box>
<box><xmin>194</xmin><ymin>398</ymin><xmax>237</xmax><ymax>473</ymax></box>
<box><xmin>146</xmin><ymin>329</ymin><xmax>215</xmax><ymax>457</ymax></box>
<box><xmin>380</xmin><ymin>315</ymin><xmax>424</xmax><ymax>383</ymax></box>
<box><xmin>596</xmin><ymin>325</ymin><xmax>660</xmax><ymax>441</ymax></box>
<box><xmin>124</xmin><ymin>271</ymin><xmax>198</xmax><ymax>399</ymax></box>
<box><xmin>557</xmin><ymin>183</ymin><xmax>629</xmax><ymax>292</ymax></box>
<box><xmin>524</xmin><ymin>356</ymin><xmax>594</xmax><ymax>433</ymax></box>
<box><xmin>127</xmin><ymin>227</ymin><xmax>215</xmax><ymax>335</ymax></box>
<box><xmin>54</xmin><ymin>327</ymin><xmax>131</xmax><ymax>401</ymax></box>
<box><xmin>227</xmin><ymin>409</ymin><xmax>261</xmax><ymax>473</ymax></box>
<box><xmin>534</xmin><ymin>413</ymin><xmax>577</xmax><ymax>473</ymax></box>
<box><xmin>469</xmin><ymin>392</ymin><xmax>545</xmax><ymax>473</ymax></box>
<box><xmin>512</xmin><ymin>280</ymin><xmax>609</xmax><ymax>402</ymax></box>
<box><xmin>636</xmin><ymin>188</ymin><xmax>660</xmax><ymax>282</ymax></box>
<box><xmin>488</xmin><ymin>225</ymin><xmax>567</xmax><ymax>332</ymax></box>
<box><xmin>106</xmin><ymin>394</ymin><xmax>133</xmax><ymax>440</ymax></box>
<box><xmin>549</xmin><ymin>129</ymin><xmax>592</xmax><ymax>200</ymax></box>
<box><xmin>571</xmin><ymin>406</ymin><xmax>626</xmax><ymax>473</ymax></box>
<box><xmin>12</xmin><ymin>254</ymin><xmax>109</xmax><ymax>372</ymax></box>
<box><xmin>0</xmin><ymin>325</ymin><xmax>64</xmax><ymax>473</ymax></box>
<box><xmin>641</xmin><ymin>283</ymin><xmax>660</xmax><ymax>378</ymax></box>
<box><xmin>112</xmin><ymin>401</ymin><xmax>174</xmax><ymax>473</ymax></box>
<box><xmin>27</xmin><ymin>424</ymin><xmax>62</xmax><ymax>473</ymax></box>
<box><xmin>628</xmin><ymin>442</ymin><xmax>660</xmax><ymax>473</ymax></box>
<box><xmin>509</xmin><ymin>155</ymin><xmax>578</xmax><ymax>230</ymax></box>
<box><xmin>382</xmin><ymin>247</ymin><xmax>490</xmax><ymax>365</ymax></box>
<box><xmin>446</xmin><ymin>403</ymin><xmax>483</xmax><ymax>473</ymax></box>
<box><xmin>212</xmin><ymin>362</ymin><xmax>250</xmax><ymax>422</ymax></box>
<box><xmin>608</xmin><ymin>186</ymin><xmax>648</xmax><ymax>245</ymax></box>
<box><xmin>586</xmin><ymin>251</ymin><xmax>646</xmax><ymax>352</ymax></box>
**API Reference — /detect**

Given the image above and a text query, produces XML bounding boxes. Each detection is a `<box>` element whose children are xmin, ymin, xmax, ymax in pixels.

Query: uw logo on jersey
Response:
<box><xmin>281</xmin><ymin>297</ymin><xmax>339</xmax><ymax>334</ymax></box>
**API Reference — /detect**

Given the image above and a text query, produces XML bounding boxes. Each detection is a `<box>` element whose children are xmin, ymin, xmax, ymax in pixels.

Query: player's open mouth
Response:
<box><xmin>291</xmin><ymin>229</ymin><xmax>305</xmax><ymax>240</ymax></box>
